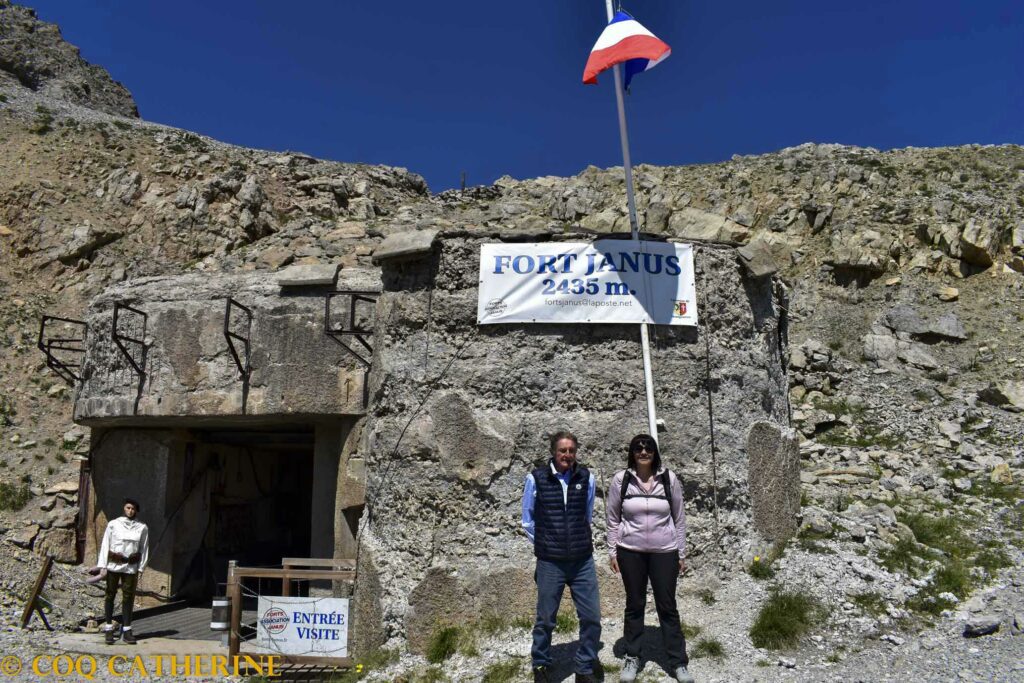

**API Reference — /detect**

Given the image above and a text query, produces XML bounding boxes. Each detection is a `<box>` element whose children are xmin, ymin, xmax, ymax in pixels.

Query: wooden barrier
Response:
<box><xmin>21</xmin><ymin>555</ymin><xmax>54</xmax><ymax>630</ymax></box>
<box><xmin>227</xmin><ymin>557</ymin><xmax>355</xmax><ymax>668</ymax></box>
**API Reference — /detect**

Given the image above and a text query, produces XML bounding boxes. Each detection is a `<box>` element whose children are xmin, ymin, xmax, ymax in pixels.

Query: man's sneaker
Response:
<box><xmin>674</xmin><ymin>665</ymin><xmax>695</xmax><ymax>683</ymax></box>
<box><xmin>104</xmin><ymin>628</ymin><xmax>116</xmax><ymax>645</ymax></box>
<box><xmin>122</xmin><ymin>629</ymin><xmax>137</xmax><ymax>644</ymax></box>
<box><xmin>532</xmin><ymin>665</ymin><xmax>550</xmax><ymax>683</ymax></box>
<box><xmin>573</xmin><ymin>674</ymin><xmax>595</xmax><ymax>683</ymax></box>
<box><xmin>620</xmin><ymin>655</ymin><xmax>641</xmax><ymax>681</ymax></box>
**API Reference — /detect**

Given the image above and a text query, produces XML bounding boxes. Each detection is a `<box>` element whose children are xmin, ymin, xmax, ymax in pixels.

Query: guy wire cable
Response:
<box><xmin>353</xmin><ymin>331</ymin><xmax>474</xmax><ymax>593</ymax></box>
<box><xmin>699</xmin><ymin>254</ymin><xmax>721</xmax><ymax>546</ymax></box>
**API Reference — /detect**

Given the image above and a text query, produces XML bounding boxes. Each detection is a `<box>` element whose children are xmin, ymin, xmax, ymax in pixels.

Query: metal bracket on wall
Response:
<box><xmin>36</xmin><ymin>315</ymin><xmax>88</xmax><ymax>386</ymax></box>
<box><xmin>112</xmin><ymin>303</ymin><xmax>147</xmax><ymax>378</ymax></box>
<box><xmin>223</xmin><ymin>298</ymin><xmax>253</xmax><ymax>414</ymax></box>
<box><xmin>325</xmin><ymin>291</ymin><xmax>379</xmax><ymax>408</ymax></box>
<box><xmin>324</xmin><ymin>291</ymin><xmax>378</xmax><ymax>367</ymax></box>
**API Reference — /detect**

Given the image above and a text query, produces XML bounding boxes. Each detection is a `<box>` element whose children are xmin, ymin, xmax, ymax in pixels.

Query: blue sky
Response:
<box><xmin>24</xmin><ymin>1</ymin><xmax>1023</xmax><ymax>192</ymax></box>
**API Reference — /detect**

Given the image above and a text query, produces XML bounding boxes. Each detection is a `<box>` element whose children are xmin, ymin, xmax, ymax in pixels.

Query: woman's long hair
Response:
<box><xmin>626</xmin><ymin>433</ymin><xmax>662</xmax><ymax>472</ymax></box>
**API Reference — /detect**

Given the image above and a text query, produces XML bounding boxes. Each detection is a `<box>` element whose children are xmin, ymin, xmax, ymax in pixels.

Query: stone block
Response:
<box><xmin>276</xmin><ymin>263</ymin><xmax>339</xmax><ymax>287</ymax></box>
<box><xmin>746</xmin><ymin>421</ymin><xmax>801</xmax><ymax>542</ymax></box>
<box><xmin>668</xmin><ymin>207</ymin><xmax>749</xmax><ymax>244</ymax></box>
<box><xmin>959</xmin><ymin>219</ymin><xmax>999</xmax><ymax>267</ymax></box>
<box><xmin>9</xmin><ymin>524</ymin><xmax>39</xmax><ymax>549</ymax></box>
<box><xmin>862</xmin><ymin>334</ymin><xmax>898</xmax><ymax>362</ymax></box>
<box><xmin>36</xmin><ymin>527</ymin><xmax>77</xmax><ymax>563</ymax></box>
<box><xmin>371</xmin><ymin>229</ymin><xmax>438</xmax><ymax>264</ymax></box>
<box><xmin>737</xmin><ymin>239</ymin><xmax>779</xmax><ymax>278</ymax></box>
<box><xmin>977</xmin><ymin>381</ymin><xmax>1024</xmax><ymax>412</ymax></box>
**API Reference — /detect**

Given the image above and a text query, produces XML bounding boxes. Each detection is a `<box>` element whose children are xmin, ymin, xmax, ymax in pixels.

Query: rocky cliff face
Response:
<box><xmin>0</xmin><ymin>0</ymin><xmax>138</xmax><ymax>117</ymax></box>
<box><xmin>0</xmin><ymin>3</ymin><xmax>1022</xmax><ymax>675</ymax></box>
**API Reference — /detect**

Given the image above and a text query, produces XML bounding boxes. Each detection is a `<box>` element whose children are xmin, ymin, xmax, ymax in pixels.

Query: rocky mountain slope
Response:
<box><xmin>0</xmin><ymin>2</ymin><xmax>1022</xmax><ymax>680</ymax></box>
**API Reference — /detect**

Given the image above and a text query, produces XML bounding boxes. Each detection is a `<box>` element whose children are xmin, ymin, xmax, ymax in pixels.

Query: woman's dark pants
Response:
<box><xmin>617</xmin><ymin>547</ymin><xmax>688</xmax><ymax>668</ymax></box>
<box><xmin>104</xmin><ymin>571</ymin><xmax>138</xmax><ymax>627</ymax></box>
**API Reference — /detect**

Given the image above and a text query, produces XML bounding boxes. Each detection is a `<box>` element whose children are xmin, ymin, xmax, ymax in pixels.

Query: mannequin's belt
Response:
<box><xmin>107</xmin><ymin>551</ymin><xmax>140</xmax><ymax>564</ymax></box>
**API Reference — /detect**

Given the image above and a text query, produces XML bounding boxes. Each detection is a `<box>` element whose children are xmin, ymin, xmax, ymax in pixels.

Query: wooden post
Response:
<box><xmin>282</xmin><ymin>560</ymin><xmax>291</xmax><ymax>597</ymax></box>
<box><xmin>21</xmin><ymin>555</ymin><xmax>54</xmax><ymax>629</ymax></box>
<box><xmin>227</xmin><ymin>560</ymin><xmax>240</xmax><ymax>659</ymax></box>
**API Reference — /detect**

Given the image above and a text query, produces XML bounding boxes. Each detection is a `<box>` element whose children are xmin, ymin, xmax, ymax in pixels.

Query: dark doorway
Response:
<box><xmin>171</xmin><ymin>427</ymin><xmax>314</xmax><ymax>602</ymax></box>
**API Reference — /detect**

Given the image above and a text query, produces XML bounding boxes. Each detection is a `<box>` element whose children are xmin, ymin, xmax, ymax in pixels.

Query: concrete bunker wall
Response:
<box><xmin>74</xmin><ymin>270</ymin><xmax>379</xmax><ymax>421</ymax></box>
<box><xmin>74</xmin><ymin>269</ymin><xmax>374</xmax><ymax>612</ymax></box>
<box><xmin>358</xmin><ymin>234</ymin><xmax>793</xmax><ymax>649</ymax></box>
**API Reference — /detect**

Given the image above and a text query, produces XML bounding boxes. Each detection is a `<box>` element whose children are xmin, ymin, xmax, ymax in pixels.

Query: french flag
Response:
<box><xmin>583</xmin><ymin>11</ymin><xmax>671</xmax><ymax>89</ymax></box>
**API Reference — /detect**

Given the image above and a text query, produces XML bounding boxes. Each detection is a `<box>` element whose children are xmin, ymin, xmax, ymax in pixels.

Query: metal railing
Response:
<box><xmin>37</xmin><ymin>315</ymin><xmax>88</xmax><ymax>385</ymax></box>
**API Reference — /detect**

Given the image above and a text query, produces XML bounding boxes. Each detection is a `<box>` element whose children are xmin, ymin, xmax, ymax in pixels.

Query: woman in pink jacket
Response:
<box><xmin>606</xmin><ymin>434</ymin><xmax>692</xmax><ymax>683</ymax></box>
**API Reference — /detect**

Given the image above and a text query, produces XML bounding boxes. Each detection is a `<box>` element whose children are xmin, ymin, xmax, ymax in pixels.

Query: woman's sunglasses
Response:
<box><xmin>632</xmin><ymin>441</ymin><xmax>656</xmax><ymax>454</ymax></box>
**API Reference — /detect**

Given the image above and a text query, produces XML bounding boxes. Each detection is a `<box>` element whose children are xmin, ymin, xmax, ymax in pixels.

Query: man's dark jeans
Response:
<box><xmin>617</xmin><ymin>547</ymin><xmax>688</xmax><ymax>669</ymax></box>
<box><xmin>532</xmin><ymin>555</ymin><xmax>602</xmax><ymax>674</ymax></box>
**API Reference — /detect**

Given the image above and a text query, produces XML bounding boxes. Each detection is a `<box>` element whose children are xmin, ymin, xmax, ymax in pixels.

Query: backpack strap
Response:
<box><xmin>660</xmin><ymin>469</ymin><xmax>679</xmax><ymax>520</ymax></box>
<box><xmin>620</xmin><ymin>469</ymin><xmax>680</xmax><ymax>521</ymax></box>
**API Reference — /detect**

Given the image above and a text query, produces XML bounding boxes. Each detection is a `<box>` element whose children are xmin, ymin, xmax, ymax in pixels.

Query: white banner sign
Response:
<box><xmin>477</xmin><ymin>241</ymin><xmax>698</xmax><ymax>326</ymax></box>
<box><xmin>256</xmin><ymin>596</ymin><xmax>349</xmax><ymax>657</ymax></box>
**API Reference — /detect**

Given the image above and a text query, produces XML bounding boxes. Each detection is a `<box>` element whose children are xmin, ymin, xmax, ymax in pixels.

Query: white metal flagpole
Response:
<box><xmin>603</xmin><ymin>0</ymin><xmax>659</xmax><ymax>442</ymax></box>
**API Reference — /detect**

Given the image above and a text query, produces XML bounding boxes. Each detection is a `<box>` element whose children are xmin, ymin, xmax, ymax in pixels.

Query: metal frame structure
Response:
<box><xmin>323</xmin><ymin>291</ymin><xmax>378</xmax><ymax>367</ymax></box>
<box><xmin>324</xmin><ymin>291</ymin><xmax>379</xmax><ymax>409</ymax></box>
<box><xmin>224</xmin><ymin>298</ymin><xmax>253</xmax><ymax>414</ymax></box>
<box><xmin>36</xmin><ymin>315</ymin><xmax>88</xmax><ymax>385</ymax></box>
<box><xmin>112</xmin><ymin>302</ymin><xmax>147</xmax><ymax>377</ymax></box>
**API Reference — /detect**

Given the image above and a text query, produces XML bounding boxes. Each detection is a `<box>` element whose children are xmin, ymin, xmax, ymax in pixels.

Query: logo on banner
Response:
<box><xmin>672</xmin><ymin>301</ymin><xmax>688</xmax><ymax>317</ymax></box>
<box><xmin>261</xmin><ymin>607</ymin><xmax>289</xmax><ymax>634</ymax></box>
<box><xmin>484</xmin><ymin>298</ymin><xmax>508</xmax><ymax>316</ymax></box>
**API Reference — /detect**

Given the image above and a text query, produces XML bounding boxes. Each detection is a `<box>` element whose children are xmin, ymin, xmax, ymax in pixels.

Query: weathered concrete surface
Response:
<box><xmin>73</xmin><ymin>269</ymin><xmax>380</xmax><ymax>423</ymax></box>
<box><xmin>85</xmin><ymin>428</ymin><xmax>173</xmax><ymax>604</ymax></box>
<box><xmin>357</xmin><ymin>234</ymin><xmax>790</xmax><ymax>648</ymax></box>
<box><xmin>746</xmin><ymin>421</ymin><xmax>801</xmax><ymax>542</ymax></box>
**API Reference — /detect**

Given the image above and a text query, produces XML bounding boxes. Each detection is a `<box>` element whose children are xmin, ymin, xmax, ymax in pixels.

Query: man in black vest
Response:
<box><xmin>521</xmin><ymin>430</ymin><xmax>600</xmax><ymax>683</ymax></box>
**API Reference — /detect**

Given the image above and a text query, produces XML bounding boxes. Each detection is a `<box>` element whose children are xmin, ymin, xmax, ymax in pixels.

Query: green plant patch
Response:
<box><xmin>481</xmin><ymin>660</ymin><xmax>522</xmax><ymax>683</ymax></box>
<box><xmin>426</xmin><ymin>626</ymin><xmax>463</xmax><ymax>664</ymax></box>
<box><xmin>30</xmin><ymin>105</ymin><xmax>54</xmax><ymax>135</ymax></box>
<box><xmin>851</xmin><ymin>591</ymin><xmax>887</xmax><ymax>616</ymax></box>
<box><xmin>681</xmin><ymin>620</ymin><xmax>703</xmax><ymax>639</ymax></box>
<box><xmin>748</xmin><ymin>556</ymin><xmax>775</xmax><ymax>579</ymax></box>
<box><xmin>748</xmin><ymin>540</ymin><xmax>788</xmax><ymax>579</ymax></box>
<box><xmin>878</xmin><ymin>538</ymin><xmax>933</xmax><ymax>575</ymax></box>
<box><xmin>478</xmin><ymin>611</ymin><xmax>507</xmax><ymax>636</ymax></box>
<box><xmin>691</xmin><ymin>637</ymin><xmax>726</xmax><ymax>660</ymax></box>
<box><xmin>554</xmin><ymin>612</ymin><xmax>578</xmax><ymax>634</ymax></box>
<box><xmin>974</xmin><ymin>547</ymin><xmax>1011</xmax><ymax>574</ymax></box>
<box><xmin>0</xmin><ymin>482</ymin><xmax>31</xmax><ymax>511</ymax></box>
<box><xmin>907</xmin><ymin>560</ymin><xmax>974</xmax><ymax>616</ymax></box>
<box><xmin>749</xmin><ymin>590</ymin><xmax>822</xmax><ymax>650</ymax></box>
<box><xmin>511</xmin><ymin>614</ymin><xmax>534</xmax><ymax>631</ymax></box>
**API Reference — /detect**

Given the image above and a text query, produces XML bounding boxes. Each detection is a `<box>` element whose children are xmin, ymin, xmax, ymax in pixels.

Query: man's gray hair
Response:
<box><xmin>549</xmin><ymin>430</ymin><xmax>579</xmax><ymax>453</ymax></box>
